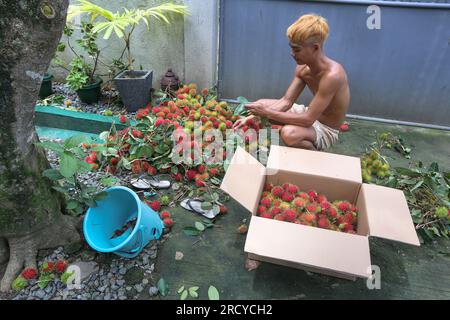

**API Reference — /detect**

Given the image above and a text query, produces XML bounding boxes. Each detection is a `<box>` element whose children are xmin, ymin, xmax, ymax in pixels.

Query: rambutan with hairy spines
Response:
<box><xmin>293</xmin><ymin>197</ymin><xmax>307</xmax><ymax>209</ymax></box>
<box><xmin>271</xmin><ymin>186</ymin><xmax>284</xmax><ymax>198</ymax></box>
<box><xmin>260</xmin><ymin>213</ymin><xmax>273</xmax><ymax>219</ymax></box>
<box><xmin>283</xmin><ymin>209</ymin><xmax>297</xmax><ymax>222</ymax></box>
<box><xmin>287</xmin><ymin>184</ymin><xmax>299</xmax><ymax>194</ymax></box>
<box><xmin>303</xmin><ymin>213</ymin><xmax>316</xmax><ymax>223</ymax></box>
<box><xmin>337</xmin><ymin>201</ymin><xmax>351</xmax><ymax>212</ymax></box>
<box><xmin>299</xmin><ymin>192</ymin><xmax>309</xmax><ymax>200</ymax></box>
<box><xmin>318</xmin><ymin>218</ymin><xmax>330</xmax><ymax>229</ymax></box>
<box><xmin>257</xmin><ymin>205</ymin><xmax>267</xmax><ymax>215</ymax></box>
<box><xmin>260</xmin><ymin>198</ymin><xmax>272</xmax><ymax>208</ymax></box>
<box><xmin>317</xmin><ymin>194</ymin><xmax>327</xmax><ymax>204</ymax></box>
<box><xmin>281</xmin><ymin>192</ymin><xmax>294</xmax><ymax>202</ymax></box>
<box><xmin>308</xmin><ymin>190</ymin><xmax>318</xmax><ymax>200</ymax></box>
<box><xmin>270</xmin><ymin>207</ymin><xmax>282</xmax><ymax>216</ymax></box>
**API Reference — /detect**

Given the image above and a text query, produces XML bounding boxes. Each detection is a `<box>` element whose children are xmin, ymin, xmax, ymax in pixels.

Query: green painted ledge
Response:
<box><xmin>34</xmin><ymin>105</ymin><xmax>134</xmax><ymax>134</ymax></box>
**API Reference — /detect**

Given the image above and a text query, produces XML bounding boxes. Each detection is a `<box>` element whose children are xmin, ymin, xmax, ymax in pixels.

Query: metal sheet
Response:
<box><xmin>218</xmin><ymin>0</ymin><xmax>450</xmax><ymax>127</ymax></box>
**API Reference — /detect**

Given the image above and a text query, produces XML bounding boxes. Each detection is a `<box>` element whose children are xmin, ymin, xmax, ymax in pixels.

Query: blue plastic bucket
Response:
<box><xmin>83</xmin><ymin>186</ymin><xmax>164</xmax><ymax>258</ymax></box>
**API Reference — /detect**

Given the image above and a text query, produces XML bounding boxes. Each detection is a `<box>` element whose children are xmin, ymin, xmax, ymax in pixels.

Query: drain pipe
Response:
<box><xmin>297</xmin><ymin>0</ymin><xmax>450</xmax><ymax>9</ymax></box>
<box><xmin>220</xmin><ymin>98</ymin><xmax>450</xmax><ymax>131</ymax></box>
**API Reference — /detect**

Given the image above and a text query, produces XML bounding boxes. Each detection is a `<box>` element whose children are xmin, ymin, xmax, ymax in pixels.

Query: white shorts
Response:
<box><xmin>288</xmin><ymin>104</ymin><xmax>340</xmax><ymax>151</ymax></box>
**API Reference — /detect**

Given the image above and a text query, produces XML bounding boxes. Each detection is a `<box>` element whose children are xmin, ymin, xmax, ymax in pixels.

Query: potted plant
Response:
<box><xmin>53</xmin><ymin>23</ymin><xmax>103</xmax><ymax>104</ymax></box>
<box><xmin>38</xmin><ymin>73</ymin><xmax>54</xmax><ymax>99</ymax></box>
<box><xmin>68</xmin><ymin>0</ymin><xmax>189</xmax><ymax>111</ymax></box>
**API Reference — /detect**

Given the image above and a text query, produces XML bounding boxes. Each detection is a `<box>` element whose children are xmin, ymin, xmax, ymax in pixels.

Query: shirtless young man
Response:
<box><xmin>233</xmin><ymin>14</ymin><xmax>350</xmax><ymax>151</ymax></box>
<box><xmin>233</xmin><ymin>14</ymin><xmax>351</xmax><ymax>271</ymax></box>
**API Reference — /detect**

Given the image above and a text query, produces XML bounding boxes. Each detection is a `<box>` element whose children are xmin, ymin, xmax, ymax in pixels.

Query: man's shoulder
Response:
<box><xmin>327</xmin><ymin>59</ymin><xmax>348</xmax><ymax>80</ymax></box>
<box><xmin>322</xmin><ymin>61</ymin><xmax>348</xmax><ymax>87</ymax></box>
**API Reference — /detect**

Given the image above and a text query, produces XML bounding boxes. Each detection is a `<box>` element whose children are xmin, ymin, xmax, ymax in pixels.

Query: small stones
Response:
<box><xmin>119</xmin><ymin>267</ymin><xmax>127</xmax><ymax>275</ymax></box>
<box><xmin>135</xmin><ymin>284</ymin><xmax>143</xmax><ymax>293</ymax></box>
<box><xmin>148</xmin><ymin>287</ymin><xmax>159</xmax><ymax>297</ymax></box>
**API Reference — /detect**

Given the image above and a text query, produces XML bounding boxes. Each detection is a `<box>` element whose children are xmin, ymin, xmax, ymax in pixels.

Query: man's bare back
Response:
<box><xmin>297</xmin><ymin>59</ymin><xmax>350</xmax><ymax>130</ymax></box>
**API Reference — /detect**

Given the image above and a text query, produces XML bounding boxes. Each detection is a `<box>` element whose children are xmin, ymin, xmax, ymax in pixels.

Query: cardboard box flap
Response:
<box><xmin>360</xmin><ymin>184</ymin><xmax>420</xmax><ymax>246</ymax></box>
<box><xmin>245</xmin><ymin>217</ymin><xmax>372</xmax><ymax>278</ymax></box>
<box><xmin>220</xmin><ymin>147</ymin><xmax>266</xmax><ymax>213</ymax></box>
<box><xmin>266</xmin><ymin>145</ymin><xmax>362</xmax><ymax>183</ymax></box>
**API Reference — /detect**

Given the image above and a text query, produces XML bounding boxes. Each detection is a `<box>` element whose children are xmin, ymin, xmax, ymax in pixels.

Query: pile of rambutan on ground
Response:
<box><xmin>258</xmin><ymin>183</ymin><xmax>358</xmax><ymax>234</ymax></box>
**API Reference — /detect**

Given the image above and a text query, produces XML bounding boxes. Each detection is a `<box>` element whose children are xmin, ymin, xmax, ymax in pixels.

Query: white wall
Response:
<box><xmin>49</xmin><ymin>0</ymin><xmax>219</xmax><ymax>89</ymax></box>
<box><xmin>50</xmin><ymin>0</ymin><xmax>186</xmax><ymax>89</ymax></box>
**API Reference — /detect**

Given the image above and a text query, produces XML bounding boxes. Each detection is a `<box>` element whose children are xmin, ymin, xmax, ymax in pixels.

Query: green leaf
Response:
<box><xmin>99</xmin><ymin>131</ymin><xmax>110</xmax><ymax>141</ymax></box>
<box><xmin>107</xmin><ymin>148</ymin><xmax>118</xmax><ymax>155</ymax></box>
<box><xmin>136</xmin><ymin>145</ymin><xmax>153</xmax><ymax>158</ymax></box>
<box><xmin>236</xmin><ymin>96</ymin><xmax>249</xmax><ymax>104</ymax></box>
<box><xmin>212</xmin><ymin>205</ymin><xmax>220</xmax><ymax>215</ymax></box>
<box><xmin>189</xmin><ymin>286</ymin><xmax>199</xmax><ymax>292</ymax></box>
<box><xmin>71</xmin><ymin>147</ymin><xmax>85</xmax><ymax>158</ymax></box>
<box><xmin>90</xmin><ymin>146</ymin><xmax>108</xmax><ymax>152</ymax></box>
<box><xmin>208</xmin><ymin>285</ymin><xmax>219</xmax><ymax>300</ymax></box>
<box><xmin>36</xmin><ymin>141</ymin><xmax>64</xmax><ymax>154</ymax></box>
<box><xmin>121</xmin><ymin>158</ymin><xmax>131</xmax><ymax>170</ymax></box>
<box><xmin>183</xmin><ymin>227</ymin><xmax>201</xmax><ymax>237</ymax></box>
<box><xmin>94</xmin><ymin>192</ymin><xmax>108</xmax><ymax>201</ymax></box>
<box><xmin>395</xmin><ymin>167</ymin><xmax>421</xmax><ymax>177</ymax></box>
<box><xmin>66</xmin><ymin>200</ymin><xmax>80</xmax><ymax>210</ymax></box>
<box><xmin>64</xmin><ymin>135</ymin><xmax>91</xmax><ymax>149</ymax></box>
<box><xmin>431</xmin><ymin>227</ymin><xmax>441</xmax><ymax>237</ymax></box>
<box><xmin>429</xmin><ymin>162</ymin><xmax>439</xmax><ymax>173</ymax></box>
<box><xmin>38</xmin><ymin>274</ymin><xmax>54</xmax><ymax>289</ymax></box>
<box><xmin>60</xmin><ymin>153</ymin><xmax>79</xmax><ymax>178</ymax></box>
<box><xmin>171</xmin><ymin>166</ymin><xmax>178</xmax><ymax>175</ymax></box>
<box><xmin>195</xmin><ymin>222</ymin><xmax>205</xmax><ymax>231</ymax></box>
<box><xmin>86</xmin><ymin>199</ymin><xmax>98</xmax><ymax>208</ymax></box>
<box><xmin>201</xmin><ymin>202</ymin><xmax>213</xmax><ymax>210</ymax></box>
<box><xmin>157</xmin><ymin>278</ymin><xmax>168</xmax><ymax>296</ymax></box>
<box><xmin>100</xmin><ymin>176</ymin><xmax>119</xmax><ymax>187</ymax></box>
<box><xmin>43</xmin><ymin>169</ymin><xmax>64</xmax><ymax>181</ymax></box>
<box><xmin>52</xmin><ymin>186</ymin><xmax>69</xmax><ymax>194</ymax></box>
<box><xmin>189</xmin><ymin>287</ymin><xmax>199</xmax><ymax>298</ymax></box>
<box><xmin>180</xmin><ymin>290</ymin><xmax>188</xmax><ymax>300</ymax></box>
<box><xmin>410</xmin><ymin>180</ymin><xmax>424</xmax><ymax>193</ymax></box>
<box><xmin>177</xmin><ymin>286</ymin><xmax>185</xmax><ymax>294</ymax></box>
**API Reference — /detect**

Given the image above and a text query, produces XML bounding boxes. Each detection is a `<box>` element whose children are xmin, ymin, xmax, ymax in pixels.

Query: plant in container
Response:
<box><xmin>56</xmin><ymin>23</ymin><xmax>103</xmax><ymax>103</ymax></box>
<box><xmin>68</xmin><ymin>0</ymin><xmax>189</xmax><ymax>111</ymax></box>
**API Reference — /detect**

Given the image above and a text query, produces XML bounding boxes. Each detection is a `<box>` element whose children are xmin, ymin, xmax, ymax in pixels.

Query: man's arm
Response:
<box><xmin>245</xmin><ymin>65</ymin><xmax>306</xmax><ymax>112</ymax></box>
<box><xmin>270</xmin><ymin>65</ymin><xmax>307</xmax><ymax>112</ymax></box>
<box><xmin>258</xmin><ymin>74</ymin><xmax>341</xmax><ymax>127</ymax></box>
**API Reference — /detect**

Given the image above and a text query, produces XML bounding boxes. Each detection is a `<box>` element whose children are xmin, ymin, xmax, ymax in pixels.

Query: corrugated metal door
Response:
<box><xmin>218</xmin><ymin>0</ymin><xmax>450</xmax><ymax>128</ymax></box>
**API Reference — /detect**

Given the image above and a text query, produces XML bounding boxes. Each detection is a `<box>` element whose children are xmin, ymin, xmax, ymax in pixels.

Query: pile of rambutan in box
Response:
<box><xmin>258</xmin><ymin>183</ymin><xmax>358</xmax><ymax>233</ymax></box>
<box><xmin>220</xmin><ymin>146</ymin><xmax>420</xmax><ymax>280</ymax></box>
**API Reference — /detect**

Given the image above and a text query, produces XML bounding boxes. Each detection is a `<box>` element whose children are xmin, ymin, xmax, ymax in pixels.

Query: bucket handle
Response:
<box><xmin>116</xmin><ymin>226</ymin><xmax>145</xmax><ymax>258</ymax></box>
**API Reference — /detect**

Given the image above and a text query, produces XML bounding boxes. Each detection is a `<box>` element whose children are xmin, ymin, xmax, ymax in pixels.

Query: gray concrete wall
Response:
<box><xmin>50</xmin><ymin>0</ymin><xmax>186</xmax><ymax>89</ymax></box>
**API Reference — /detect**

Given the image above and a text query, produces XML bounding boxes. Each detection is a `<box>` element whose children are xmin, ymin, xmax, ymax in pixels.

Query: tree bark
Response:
<box><xmin>0</xmin><ymin>0</ymin><xmax>80</xmax><ymax>292</ymax></box>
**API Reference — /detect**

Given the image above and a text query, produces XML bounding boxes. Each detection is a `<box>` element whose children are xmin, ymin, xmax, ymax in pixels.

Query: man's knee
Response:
<box><xmin>280</xmin><ymin>125</ymin><xmax>297</xmax><ymax>146</ymax></box>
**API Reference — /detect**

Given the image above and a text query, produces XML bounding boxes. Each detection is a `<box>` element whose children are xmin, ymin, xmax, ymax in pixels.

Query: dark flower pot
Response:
<box><xmin>76</xmin><ymin>77</ymin><xmax>103</xmax><ymax>104</ymax></box>
<box><xmin>114</xmin><ymin>70</ymin><xmax>153</xmax><ymax>112</ymax></box>
<box><xmin>39</xmin><ymin>73</ymin><xmax>53</xmax><ymax>99</ymax></box>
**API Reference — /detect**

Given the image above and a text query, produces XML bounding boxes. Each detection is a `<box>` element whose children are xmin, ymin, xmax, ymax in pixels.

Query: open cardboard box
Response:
<box><xmin>220</xmin><ymin>146</ymin><xmax>420</xmax><ymax>280</ymax></box>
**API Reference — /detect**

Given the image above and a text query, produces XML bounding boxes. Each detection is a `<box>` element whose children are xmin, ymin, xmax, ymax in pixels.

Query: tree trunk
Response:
<box><xmin>0</xmin><ymin>0</ymin><xmax>80</xmax><ymax>292</ymax></box>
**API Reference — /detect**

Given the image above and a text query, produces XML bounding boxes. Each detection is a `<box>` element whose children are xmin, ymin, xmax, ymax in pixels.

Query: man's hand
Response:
<box><xmin>245</xmin><ymin>102</ymin><xmax>269</xmax><ymax>117</ymax></box>
<box><xmin>232</xmin><ymin>115</ymin><xmax>257</xmax><ymax>130</ymax></box>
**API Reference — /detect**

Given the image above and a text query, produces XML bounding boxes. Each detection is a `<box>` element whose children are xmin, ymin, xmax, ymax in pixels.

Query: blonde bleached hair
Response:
<box><xmin>287</xmin><ymin>14</ymin><xmax>329</xmax><ymax>46</ymax></box>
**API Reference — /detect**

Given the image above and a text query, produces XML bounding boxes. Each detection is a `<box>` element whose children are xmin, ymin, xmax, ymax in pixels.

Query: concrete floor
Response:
<box><xmin>150</xmin><ymin>119</ymin><xmax>450</xmax><ymax>300</ymax></box>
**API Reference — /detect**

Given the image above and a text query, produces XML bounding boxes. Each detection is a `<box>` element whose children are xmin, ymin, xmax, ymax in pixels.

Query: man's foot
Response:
<box><xmin>245</xmin><ymin>258</ymin><xmax>261</xmax><ymax>271</ymax></box>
